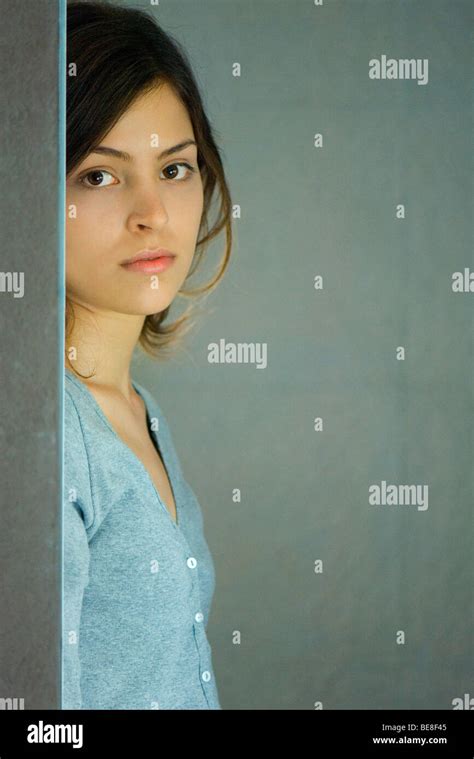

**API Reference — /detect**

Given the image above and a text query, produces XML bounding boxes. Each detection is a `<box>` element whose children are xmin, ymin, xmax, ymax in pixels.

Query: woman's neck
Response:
<box><xmin>65</xmin><ymin>301</ymin><xmax>146</xmax><ymax>400</ymax></box>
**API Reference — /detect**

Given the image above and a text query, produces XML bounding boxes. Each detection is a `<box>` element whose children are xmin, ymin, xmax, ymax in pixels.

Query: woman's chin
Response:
<box><xmin>127</xmin><ymin>293</ymin><xmax>176</xmax><ymax>316</ymax></box>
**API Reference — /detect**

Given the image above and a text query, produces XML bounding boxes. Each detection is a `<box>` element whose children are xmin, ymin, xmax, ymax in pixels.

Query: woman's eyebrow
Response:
<box><xmin>89</xmin><ymin>139</ymin><xmax>197</xmax><ymax>162</ymax></box>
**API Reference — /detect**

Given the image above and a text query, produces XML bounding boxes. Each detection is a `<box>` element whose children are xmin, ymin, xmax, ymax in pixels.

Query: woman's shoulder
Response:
<box><xmin>64</xmin><ymin>369</ymin><xmax>95</xmax><ymax>420</ymax></box>
<box><xmin>64</xmin><ymin>378</ymin><xmax>96</xmax><ymax>532</ymax></box>
<box><xmin>64</xmin><ymin>379</ymin><xmax>88</xmax><ymax>450</ymax></box>
<box><xmin>64</xmin><ymin>374</ymin><xmax>100</xmax><ymax>455</ymax></box>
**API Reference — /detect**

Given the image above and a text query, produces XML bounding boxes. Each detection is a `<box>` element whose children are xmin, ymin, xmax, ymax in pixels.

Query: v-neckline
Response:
<box><xmin>65</xmin><ymin>367</ymin><xmax>180</xmax><ymax>529</ymax></box>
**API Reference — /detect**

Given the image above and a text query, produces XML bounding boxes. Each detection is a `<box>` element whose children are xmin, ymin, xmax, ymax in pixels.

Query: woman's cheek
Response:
<box><xmin>67</xmin><ymin>196</ymin><xmax>112</xmax><ymax>248</ymax></box>
<box><xmin>170</xmin><ymin>186</ymin><xmax>204</xmax><ymax>239</ymax></box>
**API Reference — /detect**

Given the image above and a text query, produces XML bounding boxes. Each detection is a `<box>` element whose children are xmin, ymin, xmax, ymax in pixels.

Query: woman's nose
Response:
<box><xmin>127</xmin><ymin>185</ymin><xmax>169</xmax><ymax>231</ymax></box>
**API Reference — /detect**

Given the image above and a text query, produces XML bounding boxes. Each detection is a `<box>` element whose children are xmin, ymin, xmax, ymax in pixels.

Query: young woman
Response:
<box><xmin>63</xmin><ymin>1</ymin><xmax>232</xmax><ymax>709</ymax></box>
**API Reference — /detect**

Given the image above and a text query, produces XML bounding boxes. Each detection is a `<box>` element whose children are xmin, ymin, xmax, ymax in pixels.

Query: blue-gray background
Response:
<box><xmin>130</xmin><ymin>0</ymin><xmax>473</xmax><ymax>709</ymax></box>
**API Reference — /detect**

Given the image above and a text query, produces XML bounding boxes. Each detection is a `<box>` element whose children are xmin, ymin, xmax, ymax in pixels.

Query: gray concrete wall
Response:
<box><xmin>0</xmin><ymin>0</ymin><xmax>62</xmax><ymax>709</ymax></box>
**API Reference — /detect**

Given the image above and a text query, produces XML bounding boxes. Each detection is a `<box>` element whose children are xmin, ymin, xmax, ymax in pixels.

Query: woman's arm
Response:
<box><xmin>62</xmin><ymin>391</ymin><xmax>93</xmax><ymax>709</ymax></box>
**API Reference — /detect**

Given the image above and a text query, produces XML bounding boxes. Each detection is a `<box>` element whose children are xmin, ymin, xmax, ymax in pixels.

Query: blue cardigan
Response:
<box><xmin>62</xmin><ymin>368</ymin><xmax>221</xmax><ymax>709</ymax></box>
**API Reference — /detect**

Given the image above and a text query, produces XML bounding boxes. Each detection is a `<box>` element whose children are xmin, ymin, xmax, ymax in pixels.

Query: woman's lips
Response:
<box><xmin>121</xmin><ymin>256</ymin><xmax>176</xmax><ymax>273</ymax></box>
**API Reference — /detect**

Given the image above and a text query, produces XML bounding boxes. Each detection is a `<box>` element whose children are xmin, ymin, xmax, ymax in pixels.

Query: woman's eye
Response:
<box><xmin>77</xmin><ymin>162</ymin><xmax>196</xmax><ymax>189</ymax></box>
<box><xmin>79</xmin><ymin>170</ymin><xmax>116</xmax><ymax>188</ymax></box>
<box><xmin>161</xmin><ymin>162</ymin><xmax>196</xmax><ymax>181</ymax></box>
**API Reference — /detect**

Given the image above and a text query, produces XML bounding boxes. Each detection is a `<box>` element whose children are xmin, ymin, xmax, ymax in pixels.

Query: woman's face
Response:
<box><xmin>66</xmin><ymin>82</ymin><xmax>204</xmax><ymax>317</ymax></box>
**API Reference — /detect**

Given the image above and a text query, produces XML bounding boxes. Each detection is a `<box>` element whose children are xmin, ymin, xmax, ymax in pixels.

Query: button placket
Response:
<box><xmin>184</xmin><ymin>548</ymin><xmax>215</xmax><ymax>706</ymax></box>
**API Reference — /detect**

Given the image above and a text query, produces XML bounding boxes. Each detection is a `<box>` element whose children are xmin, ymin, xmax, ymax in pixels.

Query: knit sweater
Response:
<box><xmin>62</xmin><ymin>368</ymin><xmax>221</xmax><ymax>709</ymax></box>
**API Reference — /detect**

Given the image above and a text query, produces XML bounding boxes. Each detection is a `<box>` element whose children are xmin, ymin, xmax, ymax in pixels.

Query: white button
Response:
<box><xmin>195</xmin><ymin>612</ymin><xmax>204</xmax><ymax>623</ymax></box>
<box><xmin>187</xmin><ymin>557</ymin><xmax>197</xmax><ymax>569</ymax></box>
<box><xmin>201</xmin><ymin>670</ymin><xmax>211</xmax><ymax>682</ymax></box>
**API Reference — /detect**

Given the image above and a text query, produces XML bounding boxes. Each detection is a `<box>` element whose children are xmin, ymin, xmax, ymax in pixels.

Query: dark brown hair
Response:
<box><xmin>66</xmin><ymin>0</ymin><xmax>232</xmax><ymax>375</ymax></box>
